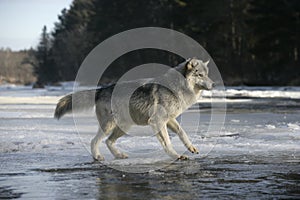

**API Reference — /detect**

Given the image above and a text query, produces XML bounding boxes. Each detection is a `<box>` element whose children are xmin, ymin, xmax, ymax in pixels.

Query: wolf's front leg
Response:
<box><xmin>167</xmin><ymin>119</ymin><xmax>199</xmax><ymax>154</ymax></box>
<box><xmin>153</xmin><ymin>124</ymin><xmax>188</xmax><ymax>160</ymax></box>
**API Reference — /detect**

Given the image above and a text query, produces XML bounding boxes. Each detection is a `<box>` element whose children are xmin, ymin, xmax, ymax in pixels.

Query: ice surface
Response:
<box><xmin>0</xmin><ymin>85</ymin><xmax>299</xmax><ymax>156</ymax></box>
<box><xmin>0</xmin><ymin>84</ymin><xmax>299</xmax><ymax>198</ymax></box>
<box><xmin>203</xmin><ymin>86</ymin><xmax>300</xmax><ymax>98</ymax></box>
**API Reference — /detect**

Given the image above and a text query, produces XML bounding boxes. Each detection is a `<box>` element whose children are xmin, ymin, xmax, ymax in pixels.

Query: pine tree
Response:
<box><xmin>37</xmin><ymin>0</ymin><xmax>300</xmax><ymax>85</ymax></box>
<box><xmin>247</xmin><ymin>0</ymin><xmax>300</xmax><ymax>84</ymax></box>
<box><xmin>34</xmin><ymin>26</ymin><xmax>57</xmax><ymax>85</ymax></box>
<box><xmin>51</xmin><ymin>0</ymin><xmax>94</xmax><ymax>81</ymax></box>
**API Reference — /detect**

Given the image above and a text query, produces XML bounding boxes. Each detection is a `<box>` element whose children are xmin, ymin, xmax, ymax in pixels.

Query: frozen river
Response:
<box><xmin>0</xmin><ymin>85</ymin><xmax>299</xmax><ymax>199</ymax></box>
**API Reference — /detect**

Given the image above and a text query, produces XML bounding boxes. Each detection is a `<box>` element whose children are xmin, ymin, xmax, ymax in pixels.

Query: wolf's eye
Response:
<box><xmin>198</xmin><ymin>74</ymin><xmax>203</xmax><ymax>77</ymax></box>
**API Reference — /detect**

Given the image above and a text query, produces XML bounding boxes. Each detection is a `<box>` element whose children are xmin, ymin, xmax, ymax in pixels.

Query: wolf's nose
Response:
<box><xmin>212</xmin><ymin>82</ymin><xmax>216</xmax><ymax>87</ymax></box>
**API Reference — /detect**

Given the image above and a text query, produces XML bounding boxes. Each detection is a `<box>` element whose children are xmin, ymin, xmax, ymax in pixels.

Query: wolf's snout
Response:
<box><xmin>204</xmin><ymin>78</ymin><xmax>215</xmax><ymax>90</ymax></box>
<box><xmin>206</xmin><ymin>82</ymin><xmax>214</xmax><ymax>90</ymax></box>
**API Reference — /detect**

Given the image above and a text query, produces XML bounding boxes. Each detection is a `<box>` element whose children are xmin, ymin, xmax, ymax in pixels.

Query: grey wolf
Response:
<box><xmin>54</xmin><ymin>58</ymin><xmax>214</xmax><ymax>160</ymax></box>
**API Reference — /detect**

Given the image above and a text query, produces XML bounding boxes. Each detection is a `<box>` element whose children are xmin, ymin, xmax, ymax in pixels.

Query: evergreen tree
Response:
<box><xmin>34</xmin><ymin>26</ymin><xmax>57</xmax><ymax>85</ymax></box>
<box><xmin>31</xmin><ymin>0</ymin><xmax>300</xmax><ymax>86</ymax></box>
<box><xmin>247</xmin><ymin>0</ymin><xmax>300</xmax><ymax>84</ymax></box>
<box><xmin>51</xmin><ymin>0</ymin><xmax>94</xmax><ymax>81</ymax></box>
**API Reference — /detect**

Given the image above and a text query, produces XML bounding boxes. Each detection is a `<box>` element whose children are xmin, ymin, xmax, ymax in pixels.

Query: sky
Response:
<box><xmin>0</xmin><ymin>0</ymin><xmax>73</xmax><ymax>51</ymax></box>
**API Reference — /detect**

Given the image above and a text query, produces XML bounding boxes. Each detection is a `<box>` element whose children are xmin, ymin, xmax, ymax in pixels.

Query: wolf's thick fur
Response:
<box><xmin>55</xmin><ymin>58</ymin><xmax>214</xmax><ymax>160</ymax></box>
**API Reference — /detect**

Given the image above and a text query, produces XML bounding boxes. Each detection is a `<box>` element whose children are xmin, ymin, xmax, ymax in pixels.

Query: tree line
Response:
<box><xmin>0</xmin><ymin>48</ymin><xmax>36</xmax><ymax>85</ymax></box>
<box><xmin>32</xmin><ymin>0</ymin><xmax>300</xmax><ymax>86</ymax></box>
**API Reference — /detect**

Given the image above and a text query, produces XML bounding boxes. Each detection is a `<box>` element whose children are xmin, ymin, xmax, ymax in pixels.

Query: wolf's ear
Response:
<box><xmin>203</xmin><ymin>59</ymin><xmax>210</xmax><ymax>67</ymax></box>
<box><xmin>186</xmin><ymin>58</ymin><xmax>198</xmax><ymax>71</ymax></box>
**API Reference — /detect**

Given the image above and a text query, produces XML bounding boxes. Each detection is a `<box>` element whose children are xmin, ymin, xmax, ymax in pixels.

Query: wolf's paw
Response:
<box><xmin>93</xmin><ymin>155</ymin><xmax>105</xmax><ymax>161</ymax></box>
<box><xmin>177</xmin><ymin>155</ymin><xmax>189</xmax><ymax>160</ymax></box>
<box><xmin>115</xmin><ymin>152</ymin><xmax>128</xmax><ymax>159</ymax></box>
<box><xmin>188</xmin><ymin>145</ymin><xmax>199</xmax><ymax>154</ymax></box>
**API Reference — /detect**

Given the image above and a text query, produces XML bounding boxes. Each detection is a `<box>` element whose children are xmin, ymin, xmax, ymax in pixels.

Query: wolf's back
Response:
<box><xmin>54</xmin><ymin>89</ymin><xmax>98</xmax><ymax>119</ymax></box>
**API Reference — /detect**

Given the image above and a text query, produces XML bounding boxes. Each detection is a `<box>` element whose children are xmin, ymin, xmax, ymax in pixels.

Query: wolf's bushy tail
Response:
<box><xmin>54</xmin><ymin>89</ymin><xmax>98</xmax><ymax>119</ymax></box>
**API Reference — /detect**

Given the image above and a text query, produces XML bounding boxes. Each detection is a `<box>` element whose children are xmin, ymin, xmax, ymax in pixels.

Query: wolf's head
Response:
<box><xmin>184</xmin><ymin>58</ymin><xmax>214</xmax><ymax>91</ymax></box>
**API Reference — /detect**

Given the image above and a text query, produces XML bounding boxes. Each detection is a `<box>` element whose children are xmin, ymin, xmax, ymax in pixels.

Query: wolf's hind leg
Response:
<box><xmin>91</xmin><ymin>128</ymin><xmax>106</xmax><ymax>161</ymax></box>
<box><xmin>167</xmin><ymin>119</ymin><xmax>199</xmax><ymax>154</ymax></box>
<box><xmin>106</xmin><ymin>126</ymin><xmax>129</xmax><ymax>159</ymax></box>
<box><xmin>91</xmin><ymin>122</ymin><xmax>115</xmax><ymax>161</ymax></box>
